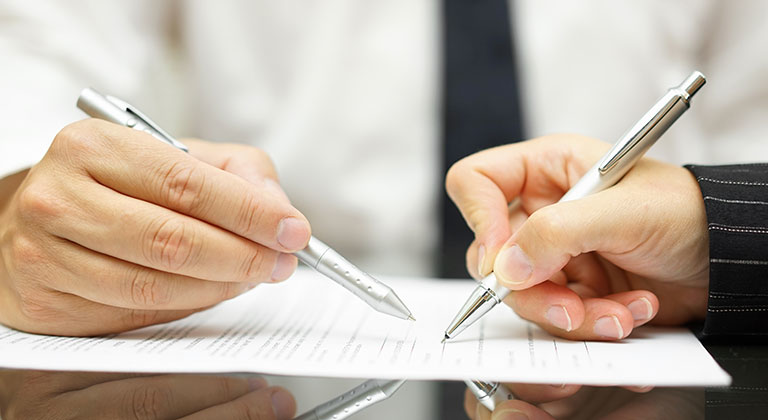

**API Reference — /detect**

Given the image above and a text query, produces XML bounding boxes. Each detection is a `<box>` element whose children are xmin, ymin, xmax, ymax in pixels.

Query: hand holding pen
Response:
<box><xmin>77</xmin><ymin>88</ymin><xmax>414</xmax><ymax>321</ymax></box>
<box><xmin>0</xmin><ymin>116</ymin><xmax>310</xmax><ymax>335</ymax></box>
<box><xmin>444</xmin><ymin>72</ymin><xmax>709</xmax><ymax>342</ymax></box>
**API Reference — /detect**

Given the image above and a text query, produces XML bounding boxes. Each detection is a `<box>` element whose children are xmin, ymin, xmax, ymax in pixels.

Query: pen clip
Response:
<box><xmin>104</xmin><ymin>95</ymin><xmax>190</xmax><ymax>153</ymax></box>
<box><xmin>596</xmin><ymin>131</ymin><xmax>643</xmax><ymax>174</ymax></box>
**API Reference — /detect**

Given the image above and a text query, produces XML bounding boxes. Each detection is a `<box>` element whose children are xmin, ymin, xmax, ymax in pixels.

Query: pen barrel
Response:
<box><xmin>77</xmin><ymin>88</ymin><xmax>134</xmax><ymax>126</ymax></box>
<box><xmin>561</xmin><ymin>88</ymin><xmax>694</xmax><ymax>203</ymax></box>
<box><xmin>296</xmin><ymin>237</ymin><xmax>402</xmax><ymax>315</ymax></box>
<box><xmin>295</xmin><ymin>379</ymin><xmax>405</xmax><ymax>420</ymax></box>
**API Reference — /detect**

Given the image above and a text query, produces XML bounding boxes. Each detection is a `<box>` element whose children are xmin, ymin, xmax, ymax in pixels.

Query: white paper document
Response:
<box><xmin>0</xmin><ymin>269</ymin><xmax>730</xmax><ymax>386</ymax></box>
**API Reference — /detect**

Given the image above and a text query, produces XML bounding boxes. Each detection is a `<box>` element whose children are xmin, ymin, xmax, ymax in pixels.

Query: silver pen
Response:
<box><xmin>442</xmin><ymin>71</ymin><xmax>706</xmax><ymax>342</ymax></box>
<box><xmin>464</xmin><ymin>379</ymin><xmax>514</xmax><ymax>412</ymax></box>
<box><xmin>294</xmin><ymin>379</ymin><xmax>406</xmax><ymax>420</ymax></box>
<box><xmin>76</xmin><ymin>88</ymin><xmax>415</xmax><ymax>320</ymax></box>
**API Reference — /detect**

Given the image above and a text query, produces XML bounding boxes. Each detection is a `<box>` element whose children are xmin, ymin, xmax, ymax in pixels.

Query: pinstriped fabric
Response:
<box><xmin>686</xmin><ymin>164</ymin><xmax>768</xmax><ymax>336</ymax></box>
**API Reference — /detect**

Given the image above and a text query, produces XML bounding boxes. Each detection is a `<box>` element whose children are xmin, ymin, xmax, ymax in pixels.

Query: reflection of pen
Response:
<box><xmin>76</xmin><ymin>88</ymin><xmax>415</xmax><ymax>320</ymax></box>
<box><xmin>442</xmin><ymin>71</ymin><xmax>707</xmax><ymax>342</ymax></box>
<box><xmin>465</xmin><ymin>379</ymin><xmax>514</xmax><ymax>412</ymax></box>
<box><xmin>294</xmin><ymin>379</ymin><xmax>406</xmax><ymax>420</ymax></box>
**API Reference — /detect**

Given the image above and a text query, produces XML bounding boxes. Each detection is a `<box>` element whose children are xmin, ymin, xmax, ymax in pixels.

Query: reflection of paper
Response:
<box><xmin>0</xmin><ymin>269</ymin><xmax>729</xmax><ymax>386</ymax></box>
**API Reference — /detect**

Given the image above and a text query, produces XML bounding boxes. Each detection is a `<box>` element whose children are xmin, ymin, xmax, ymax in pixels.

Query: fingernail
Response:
<box><xmin>492</xmin><ymin>409</ymin><xmax>529</xmax><ymax>420</ymax></box>
<box><xmin>271</xmin><ymin>253</ymin><xmax>296</xmax><ymax>282</ymax></box>
<box><xmin>248</xmin><ymin>376</ymin><xmax>267</xmax><ymax>391</ymax></box>
<box><xmin>277</xmin><ymin>217</ymin><xmax>310</xmax><ymax>251</ymax></box>
<box><xmin>627</xmin><ymin>297</ymin><xmax>653</xmax><ymax>322</ymax></box>
<box><xmin>477</xmin><ymin>245</ymin><xmax>487</xmax><ymax>277</ymax></box>
<box><xmin>495</xmin><ymin>245</ymin><xmax>532</xmax><ymax>286</ymax></box>
<box><xmin>594</xmin><ymin>315</ymin><xmax>624</xmax><ymax>339</ymax></box>
<box><xmin>545</xmin><ymin>305</ymin><xmax>573</xmax><ymax>331</ymax></box>
<box><xmin>271</xmin><ymin>388</ymin><xmax>295</xmax><ymax>420</ymax></box>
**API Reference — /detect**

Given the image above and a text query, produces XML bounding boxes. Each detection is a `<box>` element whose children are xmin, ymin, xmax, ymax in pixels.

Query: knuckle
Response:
<box><xmin>218</xmin><ymin>281</ymin><xmax>240</xmax><ymax>302</ymax></box>
<box><xmin>230</xmin><ymin>399</ymin><xmax>273</xmax><ymax>420</ymax></box>
<box><xmin>158</xmin><ymin>161</ymin><xmax>208</xmax><ymax>213</ymax></box>
<box><xmin>8</xmin><ymin>234</ymin><xmax>45</xmax><ymax>268</ymax></box>
<box><xmin>527</xmin><ymin>206</ymin><xmax>566</xmax><ymax>245</ymax></box>
<box><xmin>237</xmin><ymin>193</ymin><xmax>267</xmax><ymax>238</ymax></box>
<box><xmin>143</xmin><ymin>218</ymin><xmax>199</xmax><ymax>272</ymax></box>
<box><xmin>214</xmin><ymin>376</ymin><xmax>238</xmax><ymax>399</ymax></box>
<box><xmin>17</xmin><ymin>291</ymin><xmax>57</xmax><ymax>325</ymax></box>
<box><xmin>127</xmin><ymin>309</ymin><xmax>162</xmax><ymax>330</ymax></box>
<box><xmin>51</xmin><ymin>119</ymin><xmax>107</xmax><ymax>158</ymax></box>
<box><xmin>127</xmin><ymin>267</ymin><xmax>171</xmax><ymax>307</ymax></box>
<box><xmin>241</xmin><ymin>248</ymin><xmax>275</xmax><ymax>282</ymax></box>
<box><xmin>16</xmin><ymin>183</ymin><xmax>66</xmax><ymax>222</ymax></box>
<box><xmin>240</xmin><ymin>145</ymin><xmax>276</xmax><ymax>173</ymax></box>
<box><xmin>127</xmin><ymin>385</ymin><xmax>171</xmax><ymax>420</ymax></box>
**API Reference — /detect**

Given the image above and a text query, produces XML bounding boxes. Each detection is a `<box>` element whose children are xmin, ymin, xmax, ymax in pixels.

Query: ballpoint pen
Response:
<box><xmin>464</xmin><ymin>379</ymin><xmax>514</xmax><ymax>412</ymax></box>
<box><xmin>442</xmin><ymin>71</ymin><xmax>707</xmax><ymax>342</ymax></box>
<box><xmin>293</xmin><ymin>379</ymin><xmax>406</xmax><ymax>420</ymax></box>
<box><xmin>76</xmin><ymin>88</ymin><xmax>415</xmax><ymax>320</ymax></box>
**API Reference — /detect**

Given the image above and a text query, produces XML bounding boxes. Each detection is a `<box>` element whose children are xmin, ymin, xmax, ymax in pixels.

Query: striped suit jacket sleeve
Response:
<box><xmin>686</xmin><ymin>164</ymin><xmax>768</xmax><ymax>337</ymax></box>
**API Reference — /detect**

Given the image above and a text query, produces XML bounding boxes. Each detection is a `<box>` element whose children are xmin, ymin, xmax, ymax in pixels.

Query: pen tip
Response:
<box><xmin>441</xmin><ymin>336</ymin><xmax>447</xmax><ymax>344</ymax></box>
<box><xmin>408</xmin><ymin>315</ymin><xmax>416</xmax><ymax>321</ymax></box>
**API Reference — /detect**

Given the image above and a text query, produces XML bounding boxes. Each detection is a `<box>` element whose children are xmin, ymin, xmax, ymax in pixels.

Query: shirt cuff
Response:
<box><xmin>685</xmin><ymin>164</ymin><xmax>768</xmax><ymax>337</ymax></box>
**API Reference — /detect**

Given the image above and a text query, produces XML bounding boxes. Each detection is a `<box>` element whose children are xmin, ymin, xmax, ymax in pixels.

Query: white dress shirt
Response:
<box><xmin>2</xmin><ymin>0</ymin><xmax>768</xmax><ymax>277</ymax></box>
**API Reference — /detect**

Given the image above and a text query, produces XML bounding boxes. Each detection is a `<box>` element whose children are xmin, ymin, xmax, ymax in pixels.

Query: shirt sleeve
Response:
<box><xmin>686</xmin><ymin>164</ymin><xmax>768</xmax><ymax>337</ymax></box>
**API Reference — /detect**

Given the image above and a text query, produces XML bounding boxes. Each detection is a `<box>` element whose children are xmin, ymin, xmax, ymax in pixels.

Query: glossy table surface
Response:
<box><xmin>0</xmin><ymin>330</ymin><xmax>765</xmax><ymax>420</ymax></box>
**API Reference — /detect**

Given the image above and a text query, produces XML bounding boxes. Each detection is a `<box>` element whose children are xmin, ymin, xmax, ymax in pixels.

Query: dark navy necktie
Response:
<box><xmin>439</xmin><ymin>0</ymin><xmax>525</xmax><ymax>279</ymax></box>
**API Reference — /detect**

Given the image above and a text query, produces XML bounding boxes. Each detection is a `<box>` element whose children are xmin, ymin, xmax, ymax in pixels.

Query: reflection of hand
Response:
<box><xmin>0</xmin><ymin>370</ymin><xmax>296</xmax><ymax>420</ymax></box>
<box><xmin>446</xmin><ymin>135</ymin><xmax>709</xmax><ymax>340</ymax></box>
<box><xmin>463</xmin><ymin>383</ymin><xmax>702</xmax><ymax>420</ymax></box>
<box><xmin>0</xmin><ymin>120</ymin><xmax>311</xmax><ymax>335</ymax></box>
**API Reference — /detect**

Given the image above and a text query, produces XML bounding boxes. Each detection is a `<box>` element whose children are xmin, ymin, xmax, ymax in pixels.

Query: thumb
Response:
<box><xmin>493</xmin><ymin>192</ymin><xmax>624</xmax><ymax>290</ymax></box>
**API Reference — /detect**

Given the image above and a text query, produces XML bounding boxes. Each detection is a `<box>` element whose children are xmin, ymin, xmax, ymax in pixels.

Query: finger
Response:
<box><xmin>504</xmin><ymin>281</ymin><xmax>586</xmax><ymax>333</ymax></box>
<box><xmin>446</xmin><ymin>136</ymin><xmax>605</xmax><ymax>278</ymax></box>
<box><xmin>622</xmin><ymin>385</ymin><xmax>655</xmax><ymax>393</ymax></box>
<box><xmin>464</xmin><ymin>388</ymin><xmax>480</xmax><ymax>419</ymax></box>
<box><xmin>181</xmin><ymin>386</ymin><xmax>296</xmax><ymax>420</ymax></box>
<box><xmin>41</xmin><ymin>178</ymin><xmax>293</xmax><ymax>283</ymax></box>
<box><xmin>184</xmin><ymin>141</ymin><xmax>291</xmax><ymax>203</ymax></box>
<box><xmin>561</xmin><ymin>253</ymin><xmax>612</xmax><ymax>298</ymax></box>
<box><xmin>10</xmin><ymin>289</ymin><xmax>202</xmax><ymax>336</ymax></box>
<box><xmin>3</xmin><ymin>371</ymin><xmax>149</xmax><ymax>395</ymax></box>
<box><xmin>491</xmin><ymin>399</ymin><xmax>556</xmax><ymax>420</ymax></box>
<box><xmin>506</xmin><ymin>284</ymin><xmax>635</xmax><ymax>340</ymax></box>
<box><xmin>542</xmin><ymin>298</ymin><xmax>635</xmax><ymax>341</ymax></box>
<box><xmin>476</xmin><ymin>402</ymin><xmax>492</xmax><ymax>420</ymax></box>
<box><xmin>604</xmin><ymin>291</ymin><xmax>659</xmax><ymax>327</ymax></box>
<box><xmin>65</xmin><ymin>374</ymin><xmax>263</xmax><ymax>419</ymax></box>
<box><xmin>492</xmin><ymin>191</ymin><xmax>638</xmax><ymax>291</ymax></box>
<box><xmin>65</xmin><ymin>120</ymin><xmax>310</xmax><ymax>252</ymax></box>
<box><xmin>46</xmin><ymin>236</ymin><xmax>256</xmax><ymax>310</ymax></box>
<box><xmin>502</xmin><ymin>383</ymin><xmax>582</xmax><ymax>404</ymax></box>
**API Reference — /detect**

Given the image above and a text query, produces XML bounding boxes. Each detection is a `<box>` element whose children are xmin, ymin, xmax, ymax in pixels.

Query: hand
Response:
<box><xmin>463</xmin><ymin>382</ymin><xmax>702</xmax><ymax>420</ymax></box>
<box><xmin>446</xmin><ymin>134</ymin><xmax>709</xmax><ymax>340</ymax></box>
<box><xmin>0</xmin><ymin>370</ymin><xmax>296</xmax><ymax>420</ymax></box>
<box><xmin>0</xmin><ymin>119</ymin><xmax>311</xmax><ymax>335</ymax></box>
